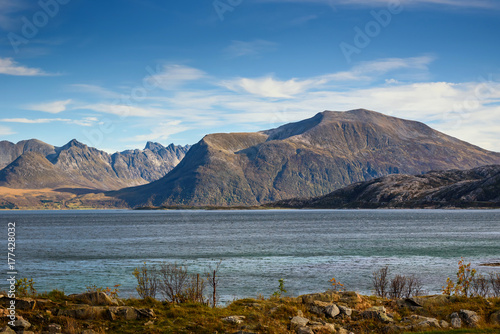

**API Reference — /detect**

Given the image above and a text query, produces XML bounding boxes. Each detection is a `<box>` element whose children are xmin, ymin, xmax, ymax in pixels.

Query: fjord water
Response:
<box><xmin>3</xmin><ymin>210</ymin><xmax>500</xmax><ymax>302</ymax></box>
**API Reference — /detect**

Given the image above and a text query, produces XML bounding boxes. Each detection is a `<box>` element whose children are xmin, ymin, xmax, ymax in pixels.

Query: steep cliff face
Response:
<box><xmin>114</xmin><ymin>109</ymin><xmax>500</xmax><ymax>207</ymax></box>
<box><xmin>0</xmin><ymin>139</ymin><xmax>190</xmax><ymax>190</ymax></box>
<box><xmin>269</xmin><ymin>165</ymin><xmax>500</xmax><ymax>209</ymax></box>
<box><xmin>112</xmin><ymin>142</ymin><xmax>190</xmax><ymax>182</ymax></box>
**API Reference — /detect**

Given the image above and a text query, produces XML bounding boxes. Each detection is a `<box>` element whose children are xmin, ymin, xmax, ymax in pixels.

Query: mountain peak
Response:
<box><xmin>144</xmin><ymin>141</ymin><xmax>164</xmax><ymax>151</ymax></box>
<box><xmin>263</xmin><ymin>112</ymin><xmax>324</xmax><ymax>141</ymax></box>
<box><xmin>321</xmin><ymin>109</ymin><xmax>388</xmax><ymax>121</ymax></box>
<box><xmin>61</xmin><ymin>139</ymin><xmax>87</xmax><ymax>150</ymax></box>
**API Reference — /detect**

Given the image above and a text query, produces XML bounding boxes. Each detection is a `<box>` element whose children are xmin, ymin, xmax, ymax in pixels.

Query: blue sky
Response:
<box><xmin>0</xmin><ymin>0</ymin><xmax>499</xmax><ymax>152</ymax></box>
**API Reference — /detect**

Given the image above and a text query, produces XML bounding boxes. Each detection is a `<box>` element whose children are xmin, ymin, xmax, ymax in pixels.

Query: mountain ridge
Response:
<box><xmin>112</xmin><ymin>109</ymin><xmax>500</xmax><ymax>207</ymax></box>
<box><xmin>267</xmin><ymin>164</ymin><xmax>500</xmax><ymax>209</ymax></box>
<box><xmin>0</xmin><ymin>139</ymin><xmax>191</xmax><ymax>190</ymax></box>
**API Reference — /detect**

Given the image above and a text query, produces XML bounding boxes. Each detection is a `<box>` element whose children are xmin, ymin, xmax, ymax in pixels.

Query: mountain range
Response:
<box><xmin>2</xmin><ymin>109</ymin><xmax>500</xmax><ymax>209</ymax></box>
<box><xmin>0</xmin><ymin>139</ymin><xmax>190</xmax><ymax>190</ymax></box>
<box><xmin>112</xmin><ymin>109</ymin><xmax>500</xmax><ymax>207</ymax></box>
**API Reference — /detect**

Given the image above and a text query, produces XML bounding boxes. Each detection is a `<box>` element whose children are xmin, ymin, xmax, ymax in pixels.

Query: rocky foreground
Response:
<box><xmin>1</xmin><ymin>290</ymin><xmax>499</xmax><ymax>334</ymax></box>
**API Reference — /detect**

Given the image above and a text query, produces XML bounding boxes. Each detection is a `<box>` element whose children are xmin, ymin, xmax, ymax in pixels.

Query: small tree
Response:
<box><xmin>158</xmin><ymin>262</ymin><xmax>207</xmax><ymax>304</ymax></box>
<box><xmin>329</xmin><ymin>277</ymin><xmax>344</xmax><ymax>292</ymax></box>
<box><xmin>389</xmin><ymin>275</ymin><xmax>407</xmax><ymax>299</ymax></box>
<box><xmin>490</xmin><ymin>272</ymin><xmax>500</xmax><ymax>297</ymax></box>
<box><xmin>471</xmin><ymin>274</ymin><xmax>490</xmax><ymax>298</ymax></box>
<box><xmin>372</xmin><ymin>266</ymin><xmax>389</xmax><ymax>298</ymax></box>
<box><xmin>442</xmin><ymin>258</ymin><xmax>476</xmax><ymax>297</ymax></box>
<box><xmin>15</xmin><ymin>278</ymin><xmax>37</xmax><ymax>298</ymax></box>
<box><xmin>272</xmin><ymin>278</ymin><xmax>287</xmax><ymax>298</ymax></box>
<box><xmin>206</xmin><ymin>260</ymin><xmax>222</xmax><ymax>308</ymax></box>
<box><xmin>133</xmin><ymin>262</ymin><xmax>159</xmax><ymax>299</ymax></box>
<box><xmin>184</xmin><ymin>273</ymin><xmax>206</xmax><ymax>304</ymax></box>
<box><xmin>404</xmin><ymin>275</ymin><xmax>423</xmax><ymax>298</ymax></box>
<box><xmin>158</xmin><ymin>262</ymin><xmax>189</xmax><ymax>303</ymax></box>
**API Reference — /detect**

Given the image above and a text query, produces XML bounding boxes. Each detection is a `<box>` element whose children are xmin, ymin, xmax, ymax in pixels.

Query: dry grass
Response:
<box><xmin>2</xmin><ymin>290</ymin><xmax>499</xmax><ymax>334</ymax></box>
<box><xmin>0</xmin><ymin>187</ymin><xmax>59</xmax><ymax>196</ymax></box>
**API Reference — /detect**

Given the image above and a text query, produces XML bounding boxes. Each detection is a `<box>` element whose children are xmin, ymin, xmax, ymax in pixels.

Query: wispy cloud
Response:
<box><xmin>26</xmin><ymin>99</ymin><xmax>73</xmax><ymax>114</ymax></box>
<box><xmin>221</xmin><ymin>76</ymin><xmax>320</xmax><ymax>98</ymax></box>
<box><xmin>1</xmin><ymin>118</ymin><xmax>65</xmax><ymax>124</ymax></box>
<box><xmin>167</xmin><ymin>76</ymin><xmax>499</xmax><ymax>150</ymax></box>
<box><xmin>224</xmin><ymin>40</ymin><xmax>277</xmax><ymax>58</ymax></box>
<box><xmin>322</xmin><ymin>56</ymin><xmax>434</xmax><ymax>81</ymax></box>
<box><xmin>128</xmin><ymin>120</ymin><xmax>191</xmax><ymax>142</ymax></box>
<box><xmin>56</xmin><ymin>57</ymin><xmax>499</xmax><ymax>151</ymax></box>
<box><xmin>79</xmin><ymin>103</ymin><xmax>168</xmax><ymax>118</ymax></box>
<box><xmin>70</xmin><ymin>117</ymin><xmax>99</xmax><ymax>127</ymax></box>
<box><xmin>0</xmin><ymin>58</ymin><xmax>51</xmax><ymax>76</ymax></box>
<box><xmin>0</xmin><ymin>117</ymin><xmax>98</xmax><ymax>127</ymax></box>
<box><xmin>220</xmin><ymin>56</ymin><xmax>435</xmax><ymax>98</ymax></box>
<box><xmin>70</xmin><ymin>84</ymin><xmax>122</xmax><ymax>99</ymax></box>
<box><xmin>0</xmin><ymin>125</ymin><xmax>15</xmax><ymax>136</ymax></box>
<box><xmin>146</xmin><ymin>64</ymin><xmax>206</xmax><ymax>91</ymax></box>
<box><xmin>0</xmin><ymin>0</ymin><xmax>28</xmax><ymax>30</ymax></box>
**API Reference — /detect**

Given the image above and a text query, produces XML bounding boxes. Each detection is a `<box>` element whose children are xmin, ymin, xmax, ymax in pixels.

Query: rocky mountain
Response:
<box><xmin>268</xmin><ymin>165</ymin><xmax>500</xmax><ymax>209</ymax></box>
<box><xmin>113</xmin><ymin>109</ymin><xmax>500</xmax><ymax>207</ymax></box>
<box><xmin>0</xmin><ymin>139</ymin><xmax>190</xmax><ymax>190</ymax></box>
<box><xmin>0</xmin><ymin>139</ymin><xmax>56</xmax><ymax>169</ymax></box>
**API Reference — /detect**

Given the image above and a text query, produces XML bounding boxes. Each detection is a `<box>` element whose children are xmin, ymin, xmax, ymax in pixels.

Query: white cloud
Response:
<box><xmin>70</xmin><ymin>117</ymin><xmax>99</xmax><ymax>127</ymax></box>
<box><xmin>352</xmin><ymin>56</ymin><xmax>433</xmax><ymax>75</ymax></box>
<box><xmin>162</xmin><ymin>77</ymin><xmax>500</xmax><ymax>150</ymax></box>
<box><xmin>0</xmin><ymin>117</ymin><xmax>98</xmax><ymax>127</ymax></box>
<box><xmin>221</xmin><ymin>56</ymin><xmax>435</xmax><ymax>98</ymax></box>
<box><xmin>0</xmin><ymin>125</ymin><xmax>15</xmax><ymax>136</ymax></box>
<box><xmin>70</xmin><ymin>84</ymin><xmax>122</xmax><ymax>99</ymax></box>
<box><xmin>128</xmin><ymin>120</ymin><xmax>191</xmax><ymax>142</ymax></box>
<box><xmin>146</xmin><ymin>64</ymin><xmax>206</xmax><ymax>91</ymax></box>
<box><xmin>221</xmin><ymin>76</ymin><xmax>322</xmax><ymax>98</ymax></box>
<box><xmin>0</xmin><ymin>58</ymin><xmax>50</xmax><ymax>76</ymax></box>
<box><xmin>58</xmin><ymin>57</ymin><xmax>500</xmax><ymax>151</ymax></box>
<box><xmin>224</xmin><ymin>40</ymin><xmax>277</xmax><ymax>58</ymax></box>
<box><xmin>26</xmin><ymin>99</ymin><xmax>73</xmax><ymax>114</ymax></box>
<box><xmin>1</xmin><ymin>118</ymin><xmax>62</xmax><ymax>124</ymax></box>
<box><xmin>79</xmin><ymin>103</ymin><xmax>174</xmax><ymax>118</ymax></box>
<box><xmin>322</xmin><ymin>56</ymin><xmax>434</xmax><ymax>82</ymax></box>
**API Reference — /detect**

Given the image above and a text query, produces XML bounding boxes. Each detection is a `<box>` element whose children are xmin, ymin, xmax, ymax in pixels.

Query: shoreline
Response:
<box><xmin>2</xmin><ymin>206</ymin><xmax>500</xmax><ymax>211</ymax></box>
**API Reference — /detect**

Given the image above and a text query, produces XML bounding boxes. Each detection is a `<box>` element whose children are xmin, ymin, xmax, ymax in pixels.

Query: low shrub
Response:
<box><xmin>372</xmin><ymin>268</ymin><xmax>423</xmax><ymax>299</ymax></box>
<box><xmin>15</xmin><ymin>277</ymin><xmax>37</xmax><ymax>298</ymax></box>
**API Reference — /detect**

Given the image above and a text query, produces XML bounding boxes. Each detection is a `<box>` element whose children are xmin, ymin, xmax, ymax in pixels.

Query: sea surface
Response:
<box><xmin>1</xmin><ymin>209</ymin><xmax>499</xmax><ymax>302</ymax></box>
